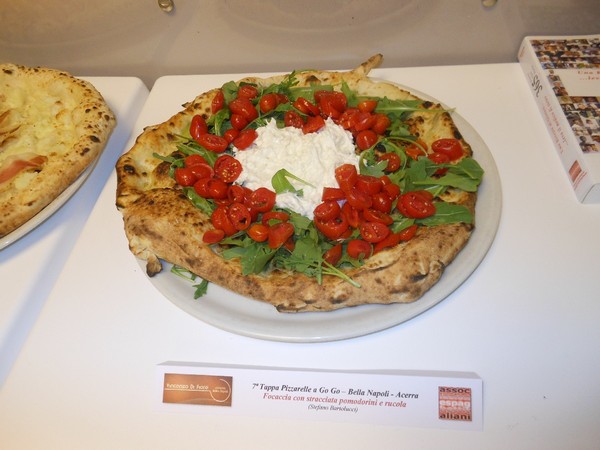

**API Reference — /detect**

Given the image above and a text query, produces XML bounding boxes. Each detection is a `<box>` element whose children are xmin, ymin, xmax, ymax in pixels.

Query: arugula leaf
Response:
<box><xmin>170</xmin><ymin>266</ymin><xmax>210</xmax><ymax>299</ymax></box>
<box><xmin>271</xmin><ymin>169</ymin><xmax>315</xmax><ymax>195</ymax></box>
<box><xmin>418</xmin><ymin>202</ymin><xmax>473</xmax><ymax>226</ymax></box>
<box><xmin>221</xmin><ymin>80</ymin><xmax>239</xmax><ymax>104</ymax></box>
<box><xmin>182</xmin><ymin>187</ymin><xmax>215</xmax><ymax>216</ymax></box>
<box><xmin>221</xmin><ymin>241</ymin><xmax>278</xmax><ymax>275</ymax></box>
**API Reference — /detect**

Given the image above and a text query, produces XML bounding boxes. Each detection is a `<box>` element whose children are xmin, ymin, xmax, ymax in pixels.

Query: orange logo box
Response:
<box><xmin>162</xmin><ymin>373</ymin><xmax>233</xmax><ymax>406</ymax></box>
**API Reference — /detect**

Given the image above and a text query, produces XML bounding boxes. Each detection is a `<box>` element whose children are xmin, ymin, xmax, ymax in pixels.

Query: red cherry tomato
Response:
<box><xmin>429</xmin><ymin>151</ymin><xmax>451</xmax><ymax>175</ymax></box>
<box><xmin>227</xmin><ymin>202</ymin><xmax>252</xmax><ymax>231</ymax></box>
<box><xmin>228</xmin><ymin>97</ymin><xmax>258</xmax><ymax>122</ymax></box>
<box><xmin>322</xmin><ymin>187</ymin><xmax>346</xmax><ymax>201</ymax></box>
<box><xmin>190</xmin><ymin>115</ymin><xmax>208</xmax><ymax>141</ymax></box>
<box><xmin>351</xmin><ymin>111</ymin><xmax>376</xmax><ymax>131</ymax></box>
<box><xmin>338</xmin><ymin>108</ymin><xmax>360</xmax><ymax>130</ymax></box>
<box><xmin>202</xmin><ymin>229</ymin><xmax>225</xmax><ymax>244</ymax></box>
<box><xmin>313</xmin><ymin>201</ymin><xmax>341</xmax><ymax>222</ymax></box>
<box><xmin>174</xmin><ymin>167</ymin><xmax>197</xmax><ymax>187</ymax></box>
<box><xmin>383</xmin><ymin>182</ymin><xmax>401</xmax><ymax>200</ymax></box>
<box><xmin>398</xmin><ymin>191</ymin><xmax>436</xmax><ymax>219</ymax></box>
<box><xmin>211</xmin><ymin>206</ymin><xmax>237</xmax><ymax>236</ymax></box>
<box><xmin>261</xmin><ymin>211</ymin><xmax>290</xmax><ymax>226</ymax></box>
<box><xmin>246</xmin><ymin>187</ymin><xmax>276</xmax><ymax>213</ymax></box>
<box><xmin>380</xmin><ymin>152</ymin><xmax>401</xmax><ymax>172</ymax></box>
<box><xmin>223</xmin><ymin>128</ymin><xmax>239</xmax><ymax>143</ymax></box>
<box><xmin>237</xmin><ymin>84</ymin><xmax>259</xmax><ymax>99</ymax></box>
<box><xmin>213</xmin><ymin>155</ymin><xmax>242</xmax><ymax>183</ymax></box>
<box><xmin>342</xmin><ymin>203</ymin><xmax>362</xmax><ymax>228</ymax></box>
<box><xmin>247</xmin><ymin>223</ymin><xmax>269</xmax><ymax>242</ymax></box>
<box><xmin>189</xmin><ymin>163</ymin><xmax>214</xmax><ymax>180</ymax></box>
<box><xmin>207</xmin><ymin>178</ymin><xmax>229</xmax><ymax>199</ymax></box>
<box><xmin>357</xmin><ymin>99</ymin><xmax>378</xmax><ymax>113</ymax></box>
<box><xmin>227</xmin><ymin>184</ymin><xmax>246</xmax><ymax>204</ymax></box>
<box><xmin>363</xmin><ymin>208</ymin><xmax>393</xmax><ymax>225</ymax></box>
<box><xmin>268</xmin><ymin>222</ymin><xmax>295</xmax><ymax>249</ymax></box>
<box><xmin>371</xmin><ymin>191</ymin><xmax>393</xmax><ymax>214</ymax></box>
<box><xmin>193</xmin><ymin>177</ymin><xmax>211</xmax><ymax>198</ymax></box>
<box><xmin>302</xmin><ymin>115</ymin><xmax>325</xmax><ymax>134</ymax></box>
<box><xmin>211</xmin><ymin>90</ymin><xmax>225</xmax><ymax>114</ymax></box>
<box><xmin>359</xmin><ymin>221</ymin><xmax>390</xmax><ymax>243</ymax></box>
<box><xmin>233</xmin><ymin>128</ymin><xmax>258</xmax><ymax>150</ymax></box>
<box><xmin>314</xmin><ymin>215</ymin><xmax>349</xmax><ymax>240</ymax></box>
<box><xmin>347</xmin><ymin>239</ymin><xmax>372</xmax><ymax>260</ymax></box>
<box><xmin>196</xmin><ymin>133</ymin><xmax>229</xmax><ymax>153</ymax></box>
<box><xmin>355</xmin><ymin>175</ymin><xmax>383</xmax><ymax>195</ymax></box>
<box><xmin>284</xmin><ymin>110</ymin><xmax>304</xmax><ymax>128</ymax></box>
<box><xmin>356</xmin><ymin>129</ymin><xmax>378</xmax><ymax>150</ymax></box>
<box><xmin>404</xmin><ymin>140</ymin><xmax>428</xmax><ymax>160</ymax></box>
<box><xmin>259</xmin><ymin>93</ymin><xmax>279</xmax><ymax>113</ymax></box>
<box><xmin>431</xmin><ymin>138</ymin><xmax>464</xmax><ymax>161</ymax></box>
<box><xmin>346</xmin><ymin>186</ymin><xmax>372</xmax><ymax>210</ymax></box>
<box><xmin>184</xmin><ymin>154</ymin><xmax>208</xmax><ymax>167</ymax></box>
<box><xmin>323</xmin><ymin>244</ymin><xmax>343</xmax><ymax>266</ymax></box>
<box><xmin>371</xmin><ymin>113</ymin><xmax>391</xmax><ymax>135</ymax></box>
<box><xmin>335</xmin><ymin>164</ymin><xmax>358</xmax><ymax>192</ymax></box>
<box><xmin>293</xmin><ymin>97</ymin><xmax>320</xmax><ymax>116</ymax></box>
<box><xmin>230</xmin><ymin>113</ymin><xmax>249</xmax><ymax>131</ymax></box>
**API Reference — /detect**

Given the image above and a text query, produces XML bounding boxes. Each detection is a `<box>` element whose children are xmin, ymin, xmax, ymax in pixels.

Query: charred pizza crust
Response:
<box><xmin>116</xmin><ymin>55</ymin><xmax>477</xmax><ymax>312</ymax></box>
<box><xmin>0</xmin><ymin>63</ymin><xmax>116</xmax><ymax>237</ymax></box>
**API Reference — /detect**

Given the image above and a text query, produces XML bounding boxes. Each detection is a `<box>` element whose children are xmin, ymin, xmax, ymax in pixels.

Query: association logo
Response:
<box><xmin>163</xmin><ymin>373</ymin><xmax>233</xmax><ymax>406</ymax></box>
<box><xmin>438</xmin><ymin>386</ymin><xmax>472</xmax><ymax>421</ymax></box>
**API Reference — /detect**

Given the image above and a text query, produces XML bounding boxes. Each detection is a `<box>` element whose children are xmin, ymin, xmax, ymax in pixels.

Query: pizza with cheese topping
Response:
<box><xmin>0</xmin><ymin>63</ymin><xmax>116</xmax><ymax>238</ymax></box>
<box><xmin>116</xmin><ymin>55</ymin><xmax>483</xmax><ymax>312</ymax></box>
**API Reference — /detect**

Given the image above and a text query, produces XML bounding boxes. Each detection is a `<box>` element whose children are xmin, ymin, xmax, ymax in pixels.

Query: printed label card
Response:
<box><xmin>156</xmin><ymin>362</ymin><xmax>482</xmax><ymax>430</ymax></box>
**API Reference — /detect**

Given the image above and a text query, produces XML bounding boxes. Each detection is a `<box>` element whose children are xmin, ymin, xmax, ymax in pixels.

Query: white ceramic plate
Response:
<box><xmin>141</xmin><ymin>90</ymin><xmax>502</xmax><ymax>343</ymax></box>
<box><xmin>0</xmin><ymin>162</ymin><xmax>96</xmax><ymax>250</ymax></box>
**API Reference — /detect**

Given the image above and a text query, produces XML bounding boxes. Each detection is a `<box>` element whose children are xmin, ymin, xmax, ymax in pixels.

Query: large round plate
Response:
<box><xmin>141</xmin><ymin>87</ymin><xmax>502</xmax><ymax>343</ymax></box>
<box><xmin>0</xmin><ymin>161</ymin><xmax>97</xmax><ymax>250</ymax></box>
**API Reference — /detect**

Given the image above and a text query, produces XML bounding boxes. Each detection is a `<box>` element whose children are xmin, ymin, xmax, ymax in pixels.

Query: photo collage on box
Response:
<box><xmin>531</xmin><ymin>38</ymin><xmax>600</xmax><ymax>153</ymax></box>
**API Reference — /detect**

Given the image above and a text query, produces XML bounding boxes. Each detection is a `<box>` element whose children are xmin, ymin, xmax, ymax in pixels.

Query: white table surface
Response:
<box><xmin>1</xmin><ymin>63</ymin><xmax>599</xmax><ymax>449</ymax></box>
<box><xmin>0</xmin><ymin>77</ymin><xmax>149</xmax><ymax>385</ymax></box>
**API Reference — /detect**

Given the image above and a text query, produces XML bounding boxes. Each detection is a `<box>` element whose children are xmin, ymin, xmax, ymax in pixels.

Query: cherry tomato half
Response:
<box><xmin>228</xmin><ymin>97</ymin><xmax>258</xmax><ymax>122</ymax></box>
<box><xmin>347</xmin><ymin>239</ymin><xmax>372</xmax><ymax>260</ymax></box>
<box><xmin>313</xmin><ymin>201</ymin><xmax>341</xmax><ymax>222</ymax></box>
<box><xmin>214</xmin><ymin>155</ymin><xmax>242</xmax><ymax>183</ymax></box>
<box><xmin>190</xmin><ymin>115</ymin><xmax>208</xmax><ymax>141</ymax></box>
<box><xmin>196</xmin><ymin>133</ymin><xmax>229</xmax><ymax>153</ymax></box>
<box><xmin>233</xmin><ymin>128</ymin><xmax>258</xmax><ymax>150</ymax></box>
<box><xmin>174</xmin><ymin>167</ymin><xmax>197</xmax><ymax>187</ymax></box>
<box><xmin>335</xmin><ymin>164</ymin><xmax>358</xmax><ymax>192</ymax></box>
<box><xmin>284</xmin><ymin>110</ymin><xmax>304</xmax><ymax>129</ymax></box>
<box><xmin>398</xmin><ymin>191</ymin><xmax>436</xmax><ymax>219</ymax></box>
<box><xmin>227</xmin><ymin>202</ymin><xmax>252</xmax><ymax>231</ymax></box>
<box><xmin>246</xmin><ymin>187</ymin><xmax>276</xmax><ymax>213</ymax></box>
<box><xmin>359</xmin><ymin>221</ymin><xmax>390</xmax><ymax>243</ymax></box>
<box><xmin>323</xmin><ymin>243</ymin><xmax>343</xmax><ymax>266</ymax></box>
<box><xmin>431</xmin><ymin>138</ymin><xmax>464</xmax><ymax>161</ymax></box>
<box><xmin>356</xmin><ymin>129</ymin><xmax>378</xmax><ymax>150</ymax></box>
<box><xmin>268</xmin><ymin>222</ymin><xmax>295</xmax><ymax>249</ymax></box>
<box><xmin>211</xmin><ymin>90</ymin><xmax>225</xmax><ymax>114</ymax></box>
<box><xmin>247</xmin><ymin>223</ymin><xmax>269</xmax><ymax>242</ymax></box>
<box><xmin>202</xmin><ymin>229</ymin><xmax>225</xmax><ymax>244</ymax></box>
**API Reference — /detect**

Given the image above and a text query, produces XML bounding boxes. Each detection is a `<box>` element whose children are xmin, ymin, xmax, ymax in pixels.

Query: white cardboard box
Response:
<box><xmin>518</xmin><ymin>35</ymin><xmax>600</xmax><ymax>203</ymax></box>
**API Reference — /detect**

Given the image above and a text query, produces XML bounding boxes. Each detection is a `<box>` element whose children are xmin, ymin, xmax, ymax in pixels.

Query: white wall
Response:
<box><xmin>1</xmin><ymin>0</ymin><xmax>598</xmax><ymax>87</ymax></box>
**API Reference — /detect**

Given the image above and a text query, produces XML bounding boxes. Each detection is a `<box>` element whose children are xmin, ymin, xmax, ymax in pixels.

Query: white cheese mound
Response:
<box><xmin>233</xmin><ymin>118</ymin><xmax>359</xmax><ymax>219</ymax></box>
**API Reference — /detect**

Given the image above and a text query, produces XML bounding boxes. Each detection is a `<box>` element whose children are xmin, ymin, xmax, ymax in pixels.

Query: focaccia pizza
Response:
<box><xmin>0</xmin><ymin>63</ymin><xmax>116</xmax><ymax>238</ymax></box>
<box><xmin>116</xmin><ymin>55</ymin><xmax>483</xmax><ymax>312</ymax></box>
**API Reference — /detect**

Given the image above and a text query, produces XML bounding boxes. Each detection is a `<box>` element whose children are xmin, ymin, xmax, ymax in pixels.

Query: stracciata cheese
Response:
<box><xmin>233</xmin><ymin>118</ymin><xmax>358</xmax><ymax>219</ymax></box>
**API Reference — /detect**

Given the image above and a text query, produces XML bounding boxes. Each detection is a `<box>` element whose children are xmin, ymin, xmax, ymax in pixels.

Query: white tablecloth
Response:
<box><xmin>1</xmin><ymin>64</ymin><xmax>599</xmax><ymax>449</ymax></box>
